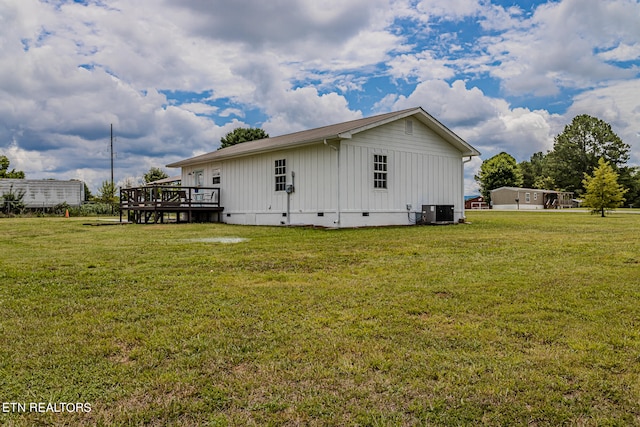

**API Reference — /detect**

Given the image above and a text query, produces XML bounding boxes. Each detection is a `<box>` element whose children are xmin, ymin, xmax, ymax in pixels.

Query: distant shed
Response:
<box><xmin>465</xmin><ymin>195</ymin><xmax>489</xmax><ymax>210</ymax></box>
<box><xmin>0</xmin><ymin>179</ymin><xmax>85</xmax><ymax>208</ymax></box>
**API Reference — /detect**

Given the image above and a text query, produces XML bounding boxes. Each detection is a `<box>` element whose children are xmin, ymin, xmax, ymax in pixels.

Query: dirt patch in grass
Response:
<box><xmin>182</xmin><ymin>237</ymin><xmax>249</xmax><ymax>244</ymax></box>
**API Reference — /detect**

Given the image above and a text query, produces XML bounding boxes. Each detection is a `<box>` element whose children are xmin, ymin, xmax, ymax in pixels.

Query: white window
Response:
<box><xmin>533</xmin><ymin>192</ymin><xmax>538</xmax><ymax>201</ymax></box>
<box><xmin>373</xmin><ymin>154</ymin><xmax>387</xmax><ymax>189</ymax></box>
<box><xmin>525</xmin><ymin>192</ymin><xmax>531</xmax><ymax>203</ymax></box>
<box><xmin>275</xmin><ymin>159</ymin><xmax>286</xmax><ymax>191</ymax></box>
<box><xmin>212</xmin><ymin>169</ymin><xmax>221</xmax><ymax>185</ymax></box>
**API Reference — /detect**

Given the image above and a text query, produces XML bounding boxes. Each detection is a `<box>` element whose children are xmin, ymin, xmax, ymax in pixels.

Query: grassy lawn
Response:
<box><xmin>1</xmin><ymin>211</ymin><xmax>639</xmax><ymax>426</ymax></box>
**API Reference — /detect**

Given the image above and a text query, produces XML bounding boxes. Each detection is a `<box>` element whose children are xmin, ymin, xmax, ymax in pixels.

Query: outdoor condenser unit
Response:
<box><xmin>419</xmin><ymin>205</ymin><xmax>455</xmax><ymax>225</ymax></box>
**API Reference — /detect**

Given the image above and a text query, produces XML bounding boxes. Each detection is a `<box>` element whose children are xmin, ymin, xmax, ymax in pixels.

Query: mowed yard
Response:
<box><xmin>1</xmin><ymin>211</ymin><xmax>639</xmax><ymax>426</ymax></box>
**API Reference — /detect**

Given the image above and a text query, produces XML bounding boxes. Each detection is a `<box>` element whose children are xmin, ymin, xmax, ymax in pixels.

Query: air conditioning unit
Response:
<box><xmin>418</xmin><ymin>205</ymin><xmax>455</xmax><ymax>225</ymax></box>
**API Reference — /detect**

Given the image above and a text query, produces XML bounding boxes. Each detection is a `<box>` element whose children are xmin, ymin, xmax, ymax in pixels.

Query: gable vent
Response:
<box><xmin>405</xmin><ymin>119</ymin><xmax>413</xmax><ymax>135</ymax></box>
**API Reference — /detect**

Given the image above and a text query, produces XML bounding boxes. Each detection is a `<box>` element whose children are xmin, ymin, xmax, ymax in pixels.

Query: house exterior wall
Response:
<box><xmin>180</xmin><ymin>118</ymin><xmax>466</xmax><ymax>227</ymax></box>
<box><xmin>338</xmin><ymin>119</ymin><xmax>463</xmax><ymax>227</ymax></box>
<box><xmin>0</xmin><ymin>179</ymin><xmax>84</xmax><ymax>208</ymax></box>
<box><xmin>181</xmin><ymin>143</ymin><xmax>339</xmax><ymax>227</ymax></box>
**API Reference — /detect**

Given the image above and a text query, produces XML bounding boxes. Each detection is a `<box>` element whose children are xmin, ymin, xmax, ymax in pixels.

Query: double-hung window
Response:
<box><xmin>275</xmin><ymin>159</ymin><xmax>286</xmax><ymax>191</ymax></box>
<box><xmin>373</xmin><ymin>154</ymin><xmax>387</xmax><ymax>189</ymax></box>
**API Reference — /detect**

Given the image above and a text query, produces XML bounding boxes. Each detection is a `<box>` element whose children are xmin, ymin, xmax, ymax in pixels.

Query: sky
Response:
<box><xmin>1</xmin><ymin>0</ymin><xmax>639</xmax><ymax>194</ymax></box>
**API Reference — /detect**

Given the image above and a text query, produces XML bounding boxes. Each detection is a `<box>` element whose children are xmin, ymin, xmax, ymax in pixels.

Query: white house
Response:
<box><xmin>166</xmin><ymin>107</ymin><xmax>480</xmax><ymax>227</ymax></box>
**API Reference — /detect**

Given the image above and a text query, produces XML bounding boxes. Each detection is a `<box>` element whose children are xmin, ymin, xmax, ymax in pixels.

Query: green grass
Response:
<box><xmin>1</xmin><ymin>211</ymin><xmax>639</xmax><ymax>426</ymax></box>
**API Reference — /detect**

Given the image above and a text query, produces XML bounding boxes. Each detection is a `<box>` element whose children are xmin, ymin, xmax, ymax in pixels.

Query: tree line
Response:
<box><xmin>475</xmin><ymin>114</ymin><xmax>640</xmax><ymax>212</ymax></box>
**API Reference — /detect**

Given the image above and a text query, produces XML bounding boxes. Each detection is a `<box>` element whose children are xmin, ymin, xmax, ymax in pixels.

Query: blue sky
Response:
<box><xmin>1</xmin><ymin>0</ymin><xmax>639</xmax><ymax>193</ymax></box>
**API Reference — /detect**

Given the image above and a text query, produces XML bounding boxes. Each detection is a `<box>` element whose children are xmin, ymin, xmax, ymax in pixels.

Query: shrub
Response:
<box><xmin>1</xmin><ymin>185</ymin><xmax>26</xmax><ymax>214</ymax></box>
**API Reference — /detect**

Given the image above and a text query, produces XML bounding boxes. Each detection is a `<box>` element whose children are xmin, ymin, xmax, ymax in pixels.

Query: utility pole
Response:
<box><xmin>110</xmin><ymin>123</ymin><xmax>114</xmax><ymax>189</ymax></box>
<box><xmin>110</xmin><ymin>123</ymin><xmax>114</xmax><ymax>215</ymax></box>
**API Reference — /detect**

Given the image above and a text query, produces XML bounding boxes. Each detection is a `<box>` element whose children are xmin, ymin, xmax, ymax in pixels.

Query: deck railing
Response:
<box><xmin>120</xmin><ymin>185</ymin><xmax>221</xmax><ymax>223</ymax></box>
<box><xmin>121</xmin><ymin>186</ymin><xmax>220</xmax><ymax>208</ymax></box>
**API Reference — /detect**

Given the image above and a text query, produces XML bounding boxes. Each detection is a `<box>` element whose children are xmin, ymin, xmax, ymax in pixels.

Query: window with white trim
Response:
<box><xmin>373</xmin><ymin>154</ymin><xmax>387</xmax><ymax>189</ymax></box>
<box><xmin>212</xmin><ymin>168</ymin><xmax>221</xmax><ymax>185</ymax></box>
<box><xmin>275</xmin><ymin>159</ymin><xmax>286</xmax><ymax>191</ymax></box>
<box><xmin>525</xmin><ymin>192</ymin><xmax>531</xmax><ymax>203</ymax></box>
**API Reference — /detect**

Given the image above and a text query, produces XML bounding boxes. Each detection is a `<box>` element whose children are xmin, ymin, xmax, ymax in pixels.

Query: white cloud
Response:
<box><xmin>598</xmin><ymin>43</ymin><xmax>640</xmax><ymax>62</ymax></box>
<box><xmin>262</xmin><ymin>87</ymin><xmax>362</xmax><ymax>136</ymax></box>
<box><xmin>479</xmin><ymin>4</ymin><xmax>528</xmax><ymax>31</ymax></box>
<box><xmin>566</xmin><ymin>80</ymin><xmax>640</xmax><ymax>166</ymax></box>
<box><xmin>1</xmin><ymin>142</ymin><xmax>55</xmax><ymax>176</ymax></box>
<box><xmin>482</xmin><ymin>0</ymin><xmax>640</xmax><ymax>96</ymax></box>
<box><xmin>180</xmin><ymin>103</ymin><xmax>219</xmax><ymax>116</ymax></box>
<box><xmin>387</xmin><ymin>51</ymin><xmax>455</xmax><ymax>81</ymax></box>
<box><xmin>416</xmin><ymin>0</ymin><xmax>482</xmax><ymax>21</ymax></box>
<box><xmin>390</xmin><ymin>80</ymin><xmax>507</xmax><ymax>128</ymax></box>
<box><xmin>386</xmin><ymin>79</ymin><xmax>562</xmax><ymax>194</ymax></box>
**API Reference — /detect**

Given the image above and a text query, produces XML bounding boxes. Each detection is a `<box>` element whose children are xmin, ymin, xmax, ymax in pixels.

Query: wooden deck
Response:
<box><xmin>120</xmin><ymin>186</ymin><xmax>223</xmax><ymax>224</ymax></box>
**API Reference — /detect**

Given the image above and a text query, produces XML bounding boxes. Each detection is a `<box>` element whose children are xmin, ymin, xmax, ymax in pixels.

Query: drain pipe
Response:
<box><xmin>325</xmin><ymin>139</ymin><xmax>340</xmax><ymax>226</ymax></box>
<box><xmin>461</xmin><ymin>156</ymin><xmax>473</xmax><ymax>222</ymax></box>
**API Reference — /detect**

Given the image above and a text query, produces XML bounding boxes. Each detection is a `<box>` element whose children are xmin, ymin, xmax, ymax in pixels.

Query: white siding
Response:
<box><xmin>203</xmin><ymin>144</ymin><xmax>338</xmax><ymax>226</ymax></box>
<box><xmin>339</xmin><ymin>119</ymin><xmax>463</xmax><ymax>225</ymax></box>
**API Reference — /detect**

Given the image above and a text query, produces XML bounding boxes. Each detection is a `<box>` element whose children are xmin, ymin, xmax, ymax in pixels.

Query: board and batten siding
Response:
<box><xmin>182</xmin><ymin>143</ymin><xmax>338</xmax><ymax>226</ymax></box>
<box><xmin>338</xmin><ymin>118</ymin><xmax>463</xmax><ymax>226</ymax></box>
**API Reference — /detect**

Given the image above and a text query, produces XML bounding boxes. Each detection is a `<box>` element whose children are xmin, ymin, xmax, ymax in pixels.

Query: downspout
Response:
<box><xmin>325</xmin><ymin>139</ymin><xmax>340</xmax><ymax>227</ymax></box>
<box><xmin>461</xmin><ymin>156</ymin><xmax>472</xmax><ymax>222</ymax></box>
<box><xmin>286</xmin><ymin>186</ymin><xmax>290</xmax><ymax>225</ymax></box>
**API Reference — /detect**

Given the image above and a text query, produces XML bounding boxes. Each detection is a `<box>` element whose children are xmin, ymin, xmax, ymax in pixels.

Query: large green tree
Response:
<box><xmin>519</xmin><ymin>151</ymin><xmax>555</xmax><ymax>189</ymax></box>
<box><xmin>219</xmin><ymin>127</ymin><xmax>269</xmax><ymax>149</ymax></box>
<box><xmin>475</xmin><ymin>152</ymin><xmax>523</xmax><ymax>202</ymax></box>
<box><xmin>616</xmin><ymin>166</ymin><xmax>640</xmax><ymax>208</ymax></box>
<box><xmin>143</xmin><ymin>167</ymin><xmax>169</xmax><ymax>185</ymax></box>
<box><xmin>0</xmin><ymin>155</ymin><xmax>25</xmax><ymax>178</ymax></box>
<box><xmin>546</xmin><ymin>115</ymin><xmax>629</xmax><ymax>194</ymax></box>
<box><xmin>582</xmin><ymin>158</ymin><xmax>627</xmax><ymax>217</ymax></box>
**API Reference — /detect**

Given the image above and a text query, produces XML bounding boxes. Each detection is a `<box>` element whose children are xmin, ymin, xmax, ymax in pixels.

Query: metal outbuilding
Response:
<box><xmin>0</xmin><ymin>179</ymin><xmax>85</xmax><ymax>209</ymax></box>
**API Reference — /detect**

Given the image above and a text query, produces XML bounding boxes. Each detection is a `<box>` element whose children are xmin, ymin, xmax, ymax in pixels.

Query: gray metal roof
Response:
<box><xmin>167</xmin><ymin>107</ymin><xmax>480</xmax><ymax>168</ymax></box>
